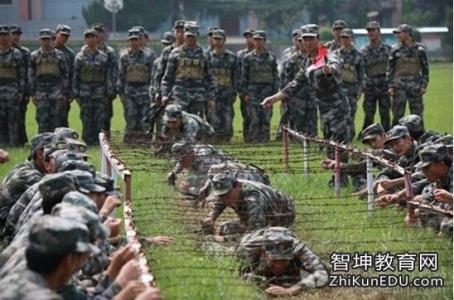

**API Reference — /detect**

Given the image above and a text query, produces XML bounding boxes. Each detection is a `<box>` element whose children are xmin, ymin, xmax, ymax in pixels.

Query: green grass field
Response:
<box><xmin>0</xmin><ymin>63</ymin><xmax>452</xmax><ymax>300</ymax></box>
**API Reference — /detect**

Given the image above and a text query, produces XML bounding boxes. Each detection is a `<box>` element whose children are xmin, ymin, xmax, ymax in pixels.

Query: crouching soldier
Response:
<box><xmin>237</xmin><ymin>227</ymin><xmax>328</xmax><ymax>296</ymax></box>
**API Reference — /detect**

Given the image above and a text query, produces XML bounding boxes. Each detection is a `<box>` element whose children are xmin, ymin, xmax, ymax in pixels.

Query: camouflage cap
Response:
<box><xmin>95</xmin><ymin>172</ymin><xmax>121</xmax><ymax>196</ymax></box>
<box><xmin>62</xmin><ymin>191</ymin><xmax>98</xmax><ymax>213</ymax></box>
<box><xmin>92</xmin><ymin>23</ymin><xmax>105</xmax><ymax>33</ymax></box>
<box><xmin>365</xmin><ymin>21</ymin><xmax>380</xmax><ymax>30</ymax></box>
<box><xmin>332</xmin><ymin>20</ymin><xmax>347</xmax><ymax>29</ymax></box>
<box><xmin>60</xmin><ymin>160</ymin><xmax>96</xmax><ymax>177</ymax></box>
<box><xmin>212</xmin><ymin>29</ymin><xmax>226</xmax><ymax>39</ymax></box>
<box><xmin>207</xmin><ymin>26</ymin><xmax>219</xmax><ymax>36</ymax></box>
<box><xmin>29</xmin><ymin>132</ymin><xmax>60</xmax><ymax>160</ymax></box>
<box><xmin>184</xmin><ymin>22</ymin><xmax>199</xmax><ymax>36</ymax></box>
<box><xmin>28</xmin><ymin>215</ymin><xmax>99</xmax><ymax>255</ymax></box>
<box><xmin>38</xmin><ymin>173</ymin><xmax>76</xmax><ymax>201</ymax></box>
<box><xmin>340</xmin><ymin>28</ymin><xmax>354</xmax><ymax>38</ymax></box>
<box><xmin>252</xmin><ymin>30</ymin><xmax>266</xmax><ymax>39</ymax></box>
<box><xmin>161</xmin><ymin>31</ymin><xmax>175</xmax><ymax>44</ymax></box>
<box><xmin>50</xmin><ymin>150</ymin><xmax>88</xmax><ymax>171</ymax></box>
<box><xmin>9</xmin><ymin>24</ymin><xmax>22</xmax><ymax>34</ymax></box>
<box><xmin>55</xmin><ymin>127</ymin><xmax>79</xmax><ymax>140</ymax></box>
<box><xmin>163</xmin><ymin>104</ymin><xmax>183</xmax><ymax>122</ymax></box>
<box><xmin>384</xmin><ymin>125</ymin><xmax>410</xmax><ymax>144</ymax></box>
<box><xmin>361</xmin><ymin>123</ymin><xmax>385</xmax><ymax>143</ymax></box>
<box><xmin>416</xmin><ymin>143</ymin><xmax>450</xmax><ymax>169</ymax></box>
<box><xmin>128</xmin><ymin>28</ymin><xmax>142</xmax><ymax>39</ymax></box>
<box><xmin>64</xmin><ymin>170</ymin><xmax>106</xmax><ymax>194</ymax></box>
<box><xmin>39</xmin><ymin>28</ymin><xmax>55</xmax><ymax>39</ymax></box>
<box><xmin>84</xmin><ymin>28</ymin><xmax>97</xmax><ymax>37</ymax></box>
<box><xmin>305</xmin><ymin>24</ymin><xmax>319</xmax><ymax>34</ymax></box>
<box><xmin>393</xmin><ymin>24</ymin><xmax>412</xmax><ymax>34</ymax></box>
<box><xmin>243</xmin><ymin>29</ymin><xmax>255</xmax><ymax>37</ymax></box>
<box><xmin>52</xmin><ymin>203</ymin><xmax>108</xmax><ymax>241</ymax></box>
<box><xmin>291</xmin><ymin>28</ymin><xmax>301</xmax><ymax>37</ymax></box>
<box><xmin>262</xmin><ymin>228</ymin><xmax>294</xmax><ymax>260</ymax></box>
<box><xmin>210</xmin><ymin>173</ymin><xmax>236</xmax><ymax>196</ymax></box>
<box><xmin>435</xmin><ymin>135</ymin><xmax>453</xmax><ymax>149</ymax></box>
<box><xmin>43</xmin><ymin>139</ymin><xmax>70</xmax><ymax>160</ymax></box>
<box><xmin>0</xmin><ymin>25</ymin><xmax>10</xmax><ymax>34</ymax></box>
<box><xmin>301</xmin><ymin>26</ymin><xmax>318</xmax><ymax>38</ymax></box>
<box><xmin>173</xmin><ymin>20</ymin><xmax>186</xmax><ymax>29</ymax></box>
<box><xmin>132</xmin><ymin>25</ymin><xmax>145</xmax><ymax>34</ymax></box>
<box><xmin>398</xmin><ymin>114</ymin><xmax>424</xmax><ymax>136</ymax></box>
<box><xmin>56</xmin><ymin>24</ymin><xmax>71</xmax><ymax>35</ymax></box>
<box><xmin>65</xmin><ymin>138</ymin><xmax>88</xmax><ymax>153</ymax></box>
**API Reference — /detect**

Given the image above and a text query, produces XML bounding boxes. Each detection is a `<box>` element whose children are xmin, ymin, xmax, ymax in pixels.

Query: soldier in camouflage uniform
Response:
<box><xmin>324</xmin><ymin>20</ymin><xmax>347</xmax><ymax>52</ymax></box>
<box><xmin>263</xmin><ymin>26</ymin><xmax>351</xmax><ymax>178</ymax></box>
<box><xmin>387</xmin><ymin>24</ymin><xmax>429</xmax><ymax>125</ymax></box>
<box><xmin>281</xmin><ymin>29</ymin><xmax>301</xmax><ymax>60</ymax></box>
<box><xmin>237</xmin><ymin>29</ymin><xmax>255</xmax><ymax>142</ymax></box>
<box><xmin>360</xmin><ymin>21</ymin><xmax>392</xmax><ymax>133</ymax></box>
<box><xmin>54</xmin><ymin>24</ymin><xmax>76</xmax><ymax>128</ymax></box>
<box><xmin>279</xmin><ymin>28</ymin><xmax>318</xmax><ymax>136</ymax></box>
<box><xmin>9</xmin><ymin>25</ymin><xmax>30</xmax><ymax>145</ymax></box>
<box><xmin>0</xmin><ymin>215</ymin><xmax>98</xmax><ymax>299</ymax></box>
<box><xmin>29</xmin><ymin>29</ymin><xmax>69</xmax><ymax>133</ymax></box>
<box><xmin>118</xmin><ymin>28</ymin><xmax>155</xmax><ymax>142</ymax></box>
<box><xmin>161</xmin><ymin>22</ymin><xmax>216</xmax><ymax>118</ymax></box>
<box><xmin>0</xmin><ymin>25</ymin><xmax>26</xmax><ymax>146</ymax></box>
<box><xmin>237</xmin><ymin>227</ymin><xmax>328</xmax><ymax>296</ymax></box>
<box><xmin>209</xmin><ymin>29</ymin><xmax>240</xmax><ymax>142</ymax></box>
<box><xmin>92</xmin><ymin>23</ymin><xmax>118</xmax><ymax>134</ymax></box>
<box><xmin>202</xmin><ymin>173</ymin><xmax>295</xmax><ymax>233</ymax></box>
<box><xmin>73</xmin><ymin>29</ymin><xmax>114</xmax><ymax>145</ymax></box>
<box><xmin>241</xmin><ymin>30</ymin><xmax>279</xmax><ymax>143</ymax></box>
<box><xmin>334</xmin><ymin>28</ymin><xmax>365</xmax><ymax>141</ymax></box>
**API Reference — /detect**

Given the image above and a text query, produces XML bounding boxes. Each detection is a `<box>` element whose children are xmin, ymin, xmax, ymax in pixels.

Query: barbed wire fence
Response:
<box><xmin>98</xmin><ymin>129</ymin><xmax>453</xmax><ymax>299</ymax></box>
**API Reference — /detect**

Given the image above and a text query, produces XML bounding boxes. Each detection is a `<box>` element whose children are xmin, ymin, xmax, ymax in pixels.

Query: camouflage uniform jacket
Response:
<box><xmin>55</xmin><ymin>45</ymin><xmax>75</xmax><ymax>96</ymax></box>
<box><xmin>98</xmin><ymin>44</ymin><xmax>118</xmax><ymax>96</ymax></box>
<box><xmin>324</xmin><ymin>40</ymin><xmax>342</xmax><ymax>52</ymax></box>
<box><xmin>378</xmin><ymin>141</ymin><xmax>419</xmax><ymax>179</ymax></box>
<box><xmin>281</xmin><ymin>51</ymin><xmax>310</xmax><ymax>94</ymax></box>
<box><xmin>161</xmin><ymin>44</ymin><xmax>216</xmax><ymax>101</ymax></box>
<box><xmin>421</xmin><ymin>164</ymin><xmax>453</xmax><ymax>204</ymax></box>
<box><xmin>117</xmin><ymin>48</ymin><xmax>154</xmax><ymax>96</ymax></box>
<box><xmin>240</xmin><ymin>49</ymin><xmax>279</xmax><ymax>96</ymax></box>
<box><xmin>207</xmin><ymin>180</ymin><xmax>295</xmax><ymax>231</ymax></box>
<box><xmin>14</xmin><ymin>45</ymin><xmax>31</xmax><ymax>97</ymax></box>
<box><xmin>341</xmin><ymin>149</ymin><xmax>398</xmax><ymax>176</ymax></box>
<box><xmin>29</xmin><ymin>47</ymin><xmax>70</xmax><ymax>97</ymax></box>
<box><xmin>237</xmin><ymin>227</ymin><xmax>328</xmax><ymax>289</ymax></box>
<box><xmin>210</xmin><ymin>49</ymin><xmax>240</xmax><ymax>96</ymax></box>
<box><xmin>172</xmin><ymin>144</ymin><xmax>229</xmax><ymax>175</ymax></box>
<box><xmin>334</xmin><ymin>46</ymin><xmax>366</xmax><ymax>96</ymax></box>
<box><xmin>386</xmin><ymin>42</ymin><xmax>429</xmax><ymax>90</ymax></box>
<box><xmin>360</xmin><ymin>42</ymin><xmax>391</xmax><ymax>92</ymax></box>
<box><xmin>160</xmin><ymin>111</ymin><xmax>215</xmax><ymax>142</ymax></box>
<box><xmin>0</xmin><ymin>161</ymin><xmax>43</xmax><ymax>224</ymax></box>
<box><xmin>0</xmin><ymin>46</ymin><xmax>26</xmax><ymax>96</ymax></box>
<box><xmin>154</xmin><ymin>44</ymin><xmax>175</xmax><ymax>96</ymax></box>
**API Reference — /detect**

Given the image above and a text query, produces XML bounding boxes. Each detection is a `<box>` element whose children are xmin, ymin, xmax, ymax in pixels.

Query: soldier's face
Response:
<box><xmin>129</xmin><ymin>38</ymin><xmax>140</xmax><ymax>49</ymax></box>
<box><xmin>302</xmin><ymin>36</ymin><xmax>317</xmax><ymax>52</ymax></box>
<box><xmin>167</xmin><ymin>119</ymin><xmax>182</xmax><ymax>130</ymax></box>
<box><xmin>333</xmin><ymin>27</ymin><xmax>343</xmax><ymax>38</ymax></box>
<box><xmin>253</xmin><ymin>38</ymin><xmax>265</xmax><ymax>50</ymax></box>
<box><xmin>367</xmin><ymin>28</ymin><xmax>380</xmax><ymax>40</ymax></box>
<box><xmin>388</xmin><ymin>136</ymin><xmax>412</xmax><ymax>156</ymax></box>
<box><xmin>184</xmin><ymin>35</ymin><xmax>197</xmax><ymax>47</ymax></box>
<box><xmin>174</xmin><ymin>28</ymin><xmax>185</xmax><ymax>43</ymax></box>
<box><xmin>40</xmin><ymin>38</ymin><xmax>52</xmax><ymax>48</ymax></box>
<box><xmin>340</xmin><ymin>36</ymin><xmax>352</xmax><ymax>47</ymax></box>
<box><xmin>96</xmin><ymin>31</ymin><xmax>106</xmax><ymax>44</ymax></box>
<box><xmin>219</xmin><ymin>184</ymin><xmax>241</xmax><ymax>207</ymax></box>
<box><xmin>85</xmin><ymin>35</ymin><xmax>97</xmax><ymax>48</ymax></box>
<box><xmin>265</xmin><ymin>257</ymin><xmax>291</xmax><ymax>276</ymax></box>
<box><xmin>423</xmin><ymin>162</ymin><xmax>446</xmax><ymax>182</ymax></box>
<box><xmin>396</xmin><ymin>31</ymin><xmax>409</xmax><ymax>42</ymax></box>
<box><xmin>244</xmin><ymin>35</ymin><xmax>254</xmax><ymax>48</ymax></box>
<box><xmin>213</xmin><ymin>37</ymin><xmax>224</xmax><ymax>49</ymax></box>
<box><xmin>10</xmin><ymin>32</ymin><xmax>20</xmax><ymax>44</ymax></box>
<box><xmin>207</xmin><ymin>35</ymin><xmax>214</xmax><ymax>47</ymax></box>
<box><xmin>55</xmin><ymin>32</ymin><xmax>69</xmax><ymax>44</ymax></box>
<box><xmin>366</xmin><ymin>135</ymin><xmax>385</xmax><ymax>150</ymax></box>
<box><xmin>0</xmin><ymin>33</ymin><xmax>9</xmax><ymax>46</ymax></box>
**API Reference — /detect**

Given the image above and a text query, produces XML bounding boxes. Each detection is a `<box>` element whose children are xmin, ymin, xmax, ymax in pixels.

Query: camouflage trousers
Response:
<box><xmin>287</xmin><ymin>94</ymin><xmax>318</xmax><ymax>137</ymax></box>
<box><xmin>103</xmin><ymin>97</ymin><xmax>115</xmax><ymax>133</ymax></box>
<box><xmin>122</xmin><ymin>94</ymin><xmax>150</xmax><ymax>142</ymax></box>
<box><xmin>18</xmin><ymin>98</ymin><xmax>28</xmax><ymax>144</ymax></box>
<box><xmin>240</xmin><ymin>97</ymin><xmax>252</xmax><ymax>142</ymax></box>
<box><xmin>35</xmin><ymin>83</ymin><xmax>65</xmax><ymax>133</ymax></box>
<box><xmin>391</xmin><ymin>87</ymin><xmax>424</xmax><ymax>126</ymax></box>
<box><xmin>55</xmin><ymin>89</ymin><xmax>71</xmax><ymax>128</ymax></box>
<box><xmin>78</xmin><ymin>96</ymin><xmax>108</xmax><ymax>145</ymax></box>
<box><xmin>247</xmin><ymin>101</ymin><xmax>273</xmax><ymax>143</ymax></box>
<box><xmin>362</xmin><ymin>88</ymin><xmax>391</xmax><ymax>132</ymax></box>
<box><xmin>0</xmin><ymin>94</ymin><xmax>20</xmax><ymax>146</ymax></box>
<box><xmin>210</xmin><ymin>96</ymin><xmax>235</xmax><ymax>142</ymax></box>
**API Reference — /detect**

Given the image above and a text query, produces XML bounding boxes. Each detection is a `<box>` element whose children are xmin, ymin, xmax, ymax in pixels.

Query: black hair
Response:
<box><xmin>26</xmin><ymin>246</ymin><xmax>66</xmax><ymax>274</ymax></box>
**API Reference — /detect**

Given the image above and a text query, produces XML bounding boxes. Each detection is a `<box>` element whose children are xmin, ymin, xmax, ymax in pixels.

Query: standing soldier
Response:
<box><xmin>54</xmin><ymin>24</ymin><xmax>75</xmax><ymax>128</ymax></box>
<box><xmin>209</xmin><ymin>29</ymin><xmax>240</xmax><ymax>142</ymax></box>
<box><xmin>281</xmin><ymin>29</ymin><xmax>301</xmax><ymax>60</ymax></box>
<box><xmin>206</xmin><ymin>26</ymin><xmax>219</xmax><ymax>54</ymax></box>
<box><xmin>0</xmin><ymin>25</ymin><xmax>25</xmax><ymax>146</ymax></box>
<box><xmin>9</xmin><ymin>25</ymin><xmax>30</xmax><ymax>145</ymax></box>
<box><xmin>73</xmin><ymin>29</ymin><xmax>113</xmax><ymax>145</ymax></box>
<box><xmin>92</xmin><ymin>23</ymin><xmax>118</xmax><ymax>135</ymax></box>
<box><xmin>118</xmin><ymin>28</ymin><xmax>154</xmax><ymax>143</ymax></box>
<box><xmin>237</xmin><ymin>29</ymin><xmax>255</xmax><ymax>142</ymax></box>
<box><xmin>161</xmin><ymin>22</ymin><xmax>216</xmax><ymax>118</ymax></box>
<box><xmin>241</xmin><ymin>30</ymin><xmax>279</xmax><ymax>143</ymax></box>
<box><xmin>387</xmin><ymin>24</ymin><xmax>429</xmax><ymax>125</ymax></box>
<box><xmin>334</xmin><ymin>28</ymin><xmax>365</xmax><ymax>141</ymax></box>
<box><xmin>324</xmin><ymin>20</ymin><xmax>347</xmax><ymax>52</ymax></box>
<box><xmin>29</xmin><ymin>29</ymin><xmax>69</xmax><ymax>133</ymax></box>
<box><xmin>360</xmin><ymin>21</ymin><xmax>392</xmax><ymax>133</ymax></box>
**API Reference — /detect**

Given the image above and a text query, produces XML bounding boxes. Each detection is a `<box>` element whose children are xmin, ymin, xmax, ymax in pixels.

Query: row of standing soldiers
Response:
<box><xmin>0</xmin><ymin>19</ymin><xmax>429</xmax><ymax>146</ymax></box>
